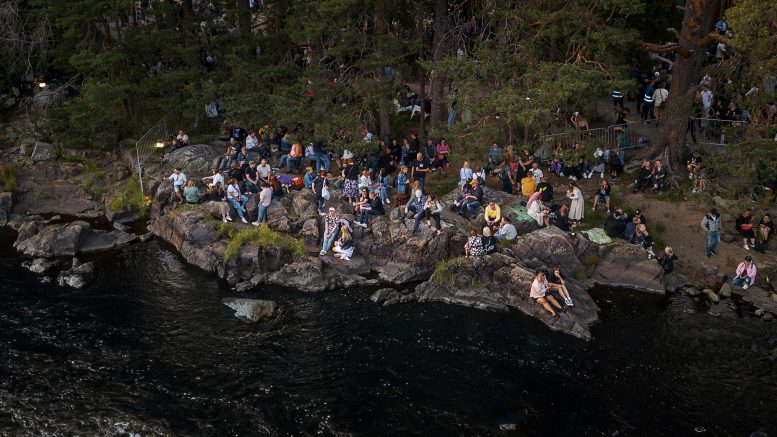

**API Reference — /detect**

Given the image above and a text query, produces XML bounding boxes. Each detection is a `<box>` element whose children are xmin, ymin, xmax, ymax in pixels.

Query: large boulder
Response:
<box><xmin>300</xmin><ymin>218</ymin><xmax>319</xmax><ymax>247</ymax></box>
<box><xmin>0</xmin><ymin>192</ymin><xmax>12</xmax><ymax>213</ymax></box>
<box><xmin>409</xmin><ymin>254</ymin><xmax>600</xmax><ymax>340</ymax></box>
<box><xmin>509</xmin><ymin>226</ymin><xmax>586</xmax><ymax>278</ymax></box>
<box><xmin>14</xmin><ymin>221</ymin><xmax>93</xmax><ymax>257</ymax></box>
<box><xmin>591</xmin><ymin>243</ymin><xmax>665</xmax><ymax>294</ymax></box>
<box><xmin>161</xmin><ymin>144</ymin><xmax>220</xmax><ymax>176</ymax></box>
<box><xmin>78</xmin><ymin>230</ymin><xmax>138</xmax><ymax>254</ymax></box>
<box><xmin>222</xmin><ymin>298</ymin><xmax>278</xmax><ymax>322</ymax></box>
<box><xmin>31</xmin><ymin>141</ymin><xmax>56</xmax><ymax>161</ymax></box>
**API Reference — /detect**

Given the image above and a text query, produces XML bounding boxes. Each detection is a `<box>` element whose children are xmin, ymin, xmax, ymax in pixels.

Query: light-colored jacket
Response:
<box><xmin>735</xmin><ymin>261</ymin><xmax>757</xmax><ymax>285</ymax></box>
<box><xmin>701</xmin><ymin>214</ymin><xmax>722</xmax><ymax>233</ymax></box>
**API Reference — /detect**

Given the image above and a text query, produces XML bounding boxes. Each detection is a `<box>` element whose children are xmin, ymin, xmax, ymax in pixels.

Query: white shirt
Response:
<box><xmin>259</xmin><ymin>187</ymin><xmax>273</xmax><ymax>206</ymax></box>
<box><xmin>531</xmin><ymin>168</ymin><xmax>543</xmax><ymax>184</ymax></box>
<box><xmin>208</xmin><ymin>173</ymin><xmax>224</xmax><ymax>188</ymax></box>
<box><xmin>176</xmin><ymin>133</ymin><xmax>189</xmax><ymax>143</ymax></box>
<box><xmin>363</xmin><ymin>132</ymin><xmax>373</xmax><ymax>142</ymax></box>
<box><xmin>168</xmin><ymin>172</ymin><xmax>187</xmax><ymax>186</ymax></box>
<box><xmin>257</xmin><ymin>164</ymin><xmax>272</xmax><ymax>179</ymax></box>
<box><xmin>653</xmin><ymin>88</ymin><xmax>669</xmax><ymax>106</ymax></box>
<box><xmin>700</xmin><ymin>90</ymin><xmax>713</xmax><ymax>109</ymax></box>
<box><xmin>227</xmin><ymin>184</ymin><xmax>241</xmax><ymax>199</ymax></box>
<box><xmin>358</xmin><ymin>174</ymin><xmax>371</xmax><ymax>188</ymax></box>
<box><xmin>245</xmin><ymin>135</ymin><xmax>258</xmax><ymax>149</ymax></box>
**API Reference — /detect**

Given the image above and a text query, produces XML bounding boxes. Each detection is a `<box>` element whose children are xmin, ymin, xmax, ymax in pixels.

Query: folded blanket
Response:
<box><xmin>583</xmin><ymin>228</ymin><xmax>612</xmax><ymax>245</ymax></box>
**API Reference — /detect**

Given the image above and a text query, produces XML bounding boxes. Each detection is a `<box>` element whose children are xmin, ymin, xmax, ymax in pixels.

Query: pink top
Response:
<box><xmin>735</xmin><ymin>261</ymin><xmax>757</xmax><ymax>284</ymax></box>
<box><xmin>529</xmin><ymin>279</ymin><xmax>547</xmax><ymax>299</ymax></box>
<box><xmin>436</xmin><ymin>142</ymin><xmax>451</xmax><ymax>156</ymax></box>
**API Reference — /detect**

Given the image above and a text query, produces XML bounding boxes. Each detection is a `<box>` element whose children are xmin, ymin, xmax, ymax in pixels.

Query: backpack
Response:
<box><xmin>290</xmin><ymin>177</ymin><xmax>304</xmax><ymax>190</ymax></box>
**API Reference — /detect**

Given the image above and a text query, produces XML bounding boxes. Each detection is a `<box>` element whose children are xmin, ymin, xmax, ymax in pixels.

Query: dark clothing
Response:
<box><xmin>536</xmin><ymin>182</ymin><xmax>553</xmax><ymax>202</ymax></box>
<box><xmin>658</xmin><ymin>254</ymin><xmax>678</xmax><ymax>274</ymax></box>
<box><xmin>471</xmin><ymin>186</ymin><xmax>484</xmax><ymax>203</ymax></box>
<box><xmin>345</xmin><ymin>164</ymin><xmax>360</xmax><ymax>180</ymax></box>
<box><xmin>636</xmin><ymin>167</ymin><xmax>652</xmax><ymax>191</ymax></box>
<box><xmin>369</xmin><ymin>196</ymin><xmax>385</xmax><ymax>215</ymax></box>
<box><xmin>554</xmin><ymin>215</ymin><xmax>571</xmax><ymax>232</ymax></box>
<box><xmin>228</xmin><ymin>168</ymin><xmax>244</xmax><ymax>182</ymax></box>
<box><xmin>413</xmin><ymin>159</ymin><xmax>430</xmax><ymax>180</ymax></box>
<box><xmin>481</xmin><ymin>236</ymin><xmax>498</xmax><ymax>255</ymax></box>
<box><xmin>736</xmin><ymin>215</ymin><xmax>755</xmax><ymax>238</ymax></box>
<box><xmin>604</xmin><ymin>216</ymin><xmax>627</xmax><ymax>238</ymax></box>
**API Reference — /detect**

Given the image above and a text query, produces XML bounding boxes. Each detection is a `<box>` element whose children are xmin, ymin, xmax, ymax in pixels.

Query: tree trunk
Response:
<box><xmin>238</xmin><ymin>0</ymin><xmax>251</xmax><ymax>35</ymax></box>
<box><xmin>419</xmin><ymin>68</ymin><xmax>426</xmax><ymax>135</ymax></box>
<box><xmin>429</xmin><ymin>0</ymin><xmax>448</xmax><ymax>131</ymax></box>
<box><xmin>648</xmin><ymin>0</ymin><xmax>720</xmax><ymax>176</ymax></box>
<box><xmin>182</xmin><ymin>0</ymin><xmax>193</xmax><ymax>17</ymax></box>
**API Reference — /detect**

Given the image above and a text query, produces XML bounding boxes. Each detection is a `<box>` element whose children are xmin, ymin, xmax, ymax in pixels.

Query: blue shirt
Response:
<box><xmin>303</xmin><ymin>172</ymin><xmax>315</xmax><ymax>189</ymax></box>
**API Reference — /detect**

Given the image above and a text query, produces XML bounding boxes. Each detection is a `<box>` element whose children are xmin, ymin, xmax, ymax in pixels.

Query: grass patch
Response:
<box><xmin>430</xmin><ymin>256</ymin><xmax>468</xmax><ymax>287</ymax></box>
<box><xmin>0</xmin><ymin>164</ymin><xmax>17</xmax><ymax>192</ymax></box>
<box><xmin>580</xmin><ymin>253</ymin><xmax>599</xmax><ymax>271</ymax></box>
<box><xmin>223</xmin><ymin>223</ymin><xmax>305</xmax><ymax>260</ymax></box>
<box><xmin>108</xmin><ymin>177</ymin><xmax>148</xmax><ymax>216</ymax></box>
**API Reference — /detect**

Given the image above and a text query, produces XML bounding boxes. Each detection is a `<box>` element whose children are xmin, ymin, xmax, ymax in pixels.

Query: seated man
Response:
<box><xmin>357</xmin><ymin>191</ymin><xmax>385</xmax><ymax>228</ymax></box>
<box><xmin>495</xmin><ymin>217</ymin><xmax>517</xmax><ymax>242</ymax></box>
<box><xmin>604</xmin><ymin>210</ymin><xmax>627</xmax><ymax>238</ymax></box>
<box><xmin>686</xmin><ymin>150</ymin><xmax>703</xmax><ymax>176</ymax></box>
<box><xmin>521</xmin><ymin>171</ymin><xmax>537</xmax><ymax>197</ymax></box>
<box><xmin>276</xmin><ymin>142</ymin><xmax>304</xmax><ymax>173</ymax></box>
<box><xmin>244</xmin><ymin>160</ymin><xmax>260</xmax><ymax>193</ymax></box>
<box><xmin>256</xmin><ymin>158</ymin><xmax>273</xmax><ymax>185</ymax></box>
<box><xmin>458</xmin><ymin>179</ymin><xmax>484</xmax><ymax>218</ymax></box>
<box><xmin>536</xmin><ymin>176</ymin><xmax>553</xmax><ymax>202</ymax></box>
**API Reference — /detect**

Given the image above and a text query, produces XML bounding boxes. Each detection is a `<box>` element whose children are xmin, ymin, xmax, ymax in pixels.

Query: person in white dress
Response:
<box><xmin>566</xmin><ymin>181</ymin><xmax>584</xmax><ymax>222</ymax></box>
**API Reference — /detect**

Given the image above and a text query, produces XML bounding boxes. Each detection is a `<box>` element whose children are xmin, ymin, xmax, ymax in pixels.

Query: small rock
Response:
<box><xmin>370</xmin><ymin>288</ymin><xmax>397</xmax><ymax>305</ymax></box>
<box><xmin>764</xmin><ymin>313</ymin><xmax>774</xmax><ymax>321</ymax></box>
<box><xmin>701</xmin><ymin>263</ymin><xmax>718</xmax><ymax>277</ymax></box>
<box><xmin>139</xmin><ymin>232</ymin><xmax>154</xmax><ymax>243</ymax></box>
<box><xmin>703</xmin><ymin>289</ymin><xmax>720</xmax><ymax>303</ymax></box>
<box><xmin>771</xmin><ymin>293</ymin><xmax>777</xmax><ymax>303</ymax></box>
<box><xmin>719</xmin><ymin>283</ymin><xmax>732</xmax><ymax>298</ymax></box>
<box><xmin>40</xmin><ymin>276</ymin><xmax>52</xmax><ymax>284</ymax></box>
<box><xmin>235</xmin><ymin>281</ymin><xmax>254</xmax><ymax>293</ymax></box>
<box><xmin>222</xmin><ymin>298</ymin><xmax>277</xmax><ymax>322</ymax></box>
<box><xmin>707</xmin><ymin>309</ymin><xmax>720</xmax><ymax>317</ymax></box>
<box><xmin>113</xmin><ymin>221</ymin><xmax>131</xmax><ymax>232</ymax></box>
<box><xmin>58</xmin><ymin>273</ymin><xmax>87</xmax><ymax>289</ymax></box>
<box><xmin>31</xmin><ymin>141</ymin><xmax>57</xmax><ymax>161</ymax></box>
<box><xmin>755</xmin><ymin>309</ymin><xmax>765</xmax><ymax>317</ymax></box>
<box><xmin>684</xmin><ymin>287</ymin><xmax>701</xmax><ymax>297</ymax></box>
<box><xmin>26</xmin><ymin>258</ymin><xmax>58</xmax><ymax>274</ymax></box>
<box><xmin>71</xmin><ymin>259</ymin><xmax>94</xmax><ymax>275</ymax></box>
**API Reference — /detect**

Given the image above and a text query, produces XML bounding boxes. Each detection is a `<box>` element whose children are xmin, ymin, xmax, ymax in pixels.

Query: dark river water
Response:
<box><xmin>1</xmin><ymin>230</ymin><xmax>776</xmax><ymax>436</ymax></box>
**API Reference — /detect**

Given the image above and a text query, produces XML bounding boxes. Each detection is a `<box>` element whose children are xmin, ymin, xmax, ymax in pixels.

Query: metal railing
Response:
<box><xmin>687</xmin><ymin>117</ymin><xmax>749</xmax><ymax>147</ymax></box>
<box><xmin>541</xmin><ymin>119</ymin><xmax>659</xmax><ymax>151</ymax></box>
<box><xmin>135</xmin><ymin>110</ymin><xmax>184</xmax><ymax>196</ymax></box>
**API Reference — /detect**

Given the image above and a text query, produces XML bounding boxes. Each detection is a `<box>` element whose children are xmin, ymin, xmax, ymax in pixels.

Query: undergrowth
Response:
<box><xmin>108</xmin><ymin>177</ymin><xmax>147</xmax><ymax>216</ymax></box>
<box><xmin>223</xmin><ymin>223</ymin><xmax>305</xmax><ymax>260</ymax></box>
<box><xmin>0</xmin><ymin>164</ymin><xmax>17</xmax><ymax>192</ymax></box>
<box><xmin>430</xmin><ymin>257</ymin><xmax>468</xmax><ymax>287</ymax></box>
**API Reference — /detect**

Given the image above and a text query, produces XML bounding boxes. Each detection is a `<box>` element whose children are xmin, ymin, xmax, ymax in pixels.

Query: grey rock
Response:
<box><xmin>301</xmin><ymin>219</ymin><xmax>319</xmax><ymax>247</ymax></box>
<box><xmin>664</xmin><ymin>273</ymin><xmax>689</xmax><ymax>292</ymax></box>
<box><xmin>702</xmin><ymin>263</ymin><xmax>718</xmax><ymax>277</ymax></box>
<box><xmin>509</xmin><ymin>226</ymin><xmax>586</xmax><ymax>278</ymax></box>
<box><xmin>31</xmin><ymin>141</ymin><xmax>57</xmax><ymax>161</ymax></box>
<box><xmin>58</xmin><ymin>273</ymin><xmax>87</xmax><ymax>289</ymax></box>
<box><xmin>222</xmin><ymin>298</ymin><xmax>277</xmax><ymax>322</ymax></box>
<box><xmin>704</xmin><ymin>289</ymin><xmax>720</xmax><ymax>303</ymax></box>
<box><xmin>235</xmin><ymin>281</ymin><xmax>254</xmax><ymax>293</ymax></box>
<box><xmin>26</xmin><ymin>258</ymin><xmax>59</xmax><ymax>274</ymax></box>
<box><xmin>721</xmin><ymin>233</ymin><xmax>736</xmax><ymax>243</ymax></box>
<box><xmin>0</xmin><ymin>191</ymin><xmax>12</xmax><ymax>213</ymax></box>
<box><xmin>161</xmin><ymin>144</ymin><xmax>220</xmax><ymax>176</ymax></box>
<box><xmin>113</xmin><ymin>221</ymin><xmax>131</xmax><ymax>232</ymax></box>
<box><xmin>139</xmin><ymin>232</ymin><xmax>154</xmax><ymax>243</ymax></box>
<box><xmin>15</xmin><ymin>221</ymin><xmax>93</xmax><ymax>257</ymax></box>
<box><xmin>370</xmin><ymin>288</ymin><xmax>398</xmax><ymax>305</ymax></box>
<box><xmin>755</xmin><ymin>309</ymin><xmax>765</xmax><ymax>317</ymax></box>
<box><xmin>39</xmin><ymin>276</ymin><xmax>52</xmax><ymax>284</ymax></box>
<box><xmin>0</xmin><ymin>209</ymin><xmax>6</xmax><ymax>227</ymax></box>
<box><xmin>71</xmin><ymin>259</ymin><xmax>94</xmax><ymax>274</ymax></box>
<box><xmin>684</xmin><ymin>287</ymin><xmax>702</xmax><ymax>297</ymax></box>
<box><xmin>592</xmin><ymin>243</ymin><xmax>665</xmax><ymax>294</ymax></box>
<box><xmin>78</xmin><ymin>230</ymin><xmax>137</xmax><ymax>254</ymax></box>
<box><xmin>719</xmin><ymin>282</ymin><xmax>732</xmax><ymax>298</ymax></box>
<box><xmin>764</xmin><ymin>312</ymin><xmax>774</xmax><ymax>321</ymax></box>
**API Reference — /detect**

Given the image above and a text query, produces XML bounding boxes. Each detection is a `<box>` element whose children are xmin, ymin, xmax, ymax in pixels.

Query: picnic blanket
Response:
<box><xmin>583</xmin><ymin>228</ymin><xmax>612</xmax><ymax>245</ymax></box>
<box><xmin>511</xmin><ymin>205</ymin><xmax>535</xmax><ymax>223</ymax></box>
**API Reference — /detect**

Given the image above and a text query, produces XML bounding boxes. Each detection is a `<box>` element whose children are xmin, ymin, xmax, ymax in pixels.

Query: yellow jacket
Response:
<box><xmin>485</xmin><ymin>204</ymin><xmax>501</xmax><ymax>222</ymax></box>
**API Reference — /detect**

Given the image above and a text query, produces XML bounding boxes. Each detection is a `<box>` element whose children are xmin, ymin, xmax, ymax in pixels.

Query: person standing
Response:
<box><xmin>252</xmin><ymin>182</ymin><xmax>273</xmax><ymax>226</ymax></box>
<box><xmin>168</xmin><ymin>167</ymin><xmax>187</xmax><ymax>203</ymax></box>
<box><xmin>652</xmin><ymin>82</ymin><xmax>669</xmax><ymax>120</ymax></box>
<box><xmin>566</xmin><ymin>181</ymin><xmax>584</xmax><ymax>223</ymax></box>
<box><xmin>312</xmin><ymin>170</ymin><xmax>328</xmax><ymax>215</ymax></box>
<box><xmin>411</xmin><ymin>152</ymin><xmax>430</xmax><ymax>191</ymax></box>
<box><xmin>701</xmin><ymin>208</ymin><xmax>722</xmax><ymax>257</ymax></box>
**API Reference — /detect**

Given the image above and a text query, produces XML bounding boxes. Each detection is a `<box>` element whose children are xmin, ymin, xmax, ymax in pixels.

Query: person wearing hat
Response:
<box><xmin>458</xmin><ymin>179</ymin><xmax>483</xmax><ymax>218</ymax></box>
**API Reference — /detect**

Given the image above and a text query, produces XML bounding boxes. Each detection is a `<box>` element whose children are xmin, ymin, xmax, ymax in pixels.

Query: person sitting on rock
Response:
<box><xmin>481</xmin><ymin>227</ymin><xmax>498</xmax><ymax>255</ymax></box>
<box><xmin>357</xmin><ymin>191</ymin><xmax>385</xmax><ymax>228</ymax></box>
<box><xmin>226</xmin><ymin>177</ymin><xmax>249</xmax><ymax>223</ymax></box>
<box><xmin>320</xmin><ymin>207</ymin><xmax>341</xmax><ymax>256</ymax></box>
<box><xmin>228</xmin><ymin>161</ymin><xmax>244</xmax><ymax>190</ymax></box>
<box><xmin>303</xmin><ymin>166</ymin><xmax>315</xmax><ymax>189</ymax></box>
<box><xmin>244</xmin><ymin>160</ymin><xmax>260</xmax><ymax>193</ymax></box>
<box><xmin>168</xmin><ymin>167</ymin><xmax>187</xmax><ymax>203</ymax></box>
<box><xmin>422</xmin><ymin>193</ymin><xmax>443</xmax><ymax>234</ymax></box>
<box><xmin>183</xmin><ymin>180</ymin><xmax>200</xmax><ymax>205</ymax></box>
<box><xmin>206</xmin><ymin>181</ymin><xmax>231</xmax><ymax>223</ymax></box>
<box><xmin>758</xmin><ymin>214</ymin><xmax>773</xmax><ymax>252</ymax></box>
<box><xmin>333</xmin><ymin>226</ymin><xmax>354</xmax><ymax>261</ymax></box>
<box><xmin>459</xmin><ymin>179</ymin><xmax>484</xmax><ymax>219</ymax></box>
<box><xmin>548</xmin><ymin>267</ymin><xmax>573</xmax><ymax>306</ymax></box>
<box><xmin>453</xmin><ymin>182</ymin><xmax>472</xmax><ymax>210</ymax></box>
<box><xmin>733</xmin><ymin>255</ymin><xmax>757</xmax><ymax>289</ymax></box>
<box><xmin>203</xmin><ymin>168</ymin><xmax>224</xmax><ymax>191</ymax></box>
<box><xmin>553</xmin><ymin>204</ymin><xmax>574</xmax><ymax>233</ymax></box>
<box><xmin>651</xmin><ymin>160</ymin><xmax>668</xmax><ymax>193</ymax></box>
<box><xmin>736</xmin><ymin>209</ymin><xmax>756</xmax><ymax>251</ymax></box>
<box><xmin>353</xmin><ymin>187</ymin><xmax>370</xmax><ymax>215</ymax></box>
<box><xmin>464</xmin><ymin>229</ymin><xmax>485</xmax><ymax>257</ymax></box>
<box><xmin>634</xmin><ymin>159</ymin><xmax>653</xmax><ymax>192</ymax></box>
<box><xmin>219</xmin><ymin>140</ymin><xmax>239</xmax><ymax>171</ymax></box>
<box><xmin>404</xmin><ymin>189</ymin><xmax>427</xmax><ymax>225</ymax></box>
<box><xmin>631</xmin><ymin>223</ymin><xmax>656</xmax><ymax>258</ymax></box>
<box><xmin>520</xmin><ymin>171</ymin><xmax>537</xmax><ymax>197</ymax></box>
<box><xmin>358</xmin><ymin>169</ymin><xmax>371</xmax><ymax>191</ymax></box>
<box><xmin>530</xmin><ymin>271</ymin><xmax>564</xmax><ymax>318</ymax></box>
<box><xmin>657</xmin><ymin>246</ymin><xmax>678</xmax><ymax>274</ymax></box>
<box><xmin>527</xmin><ymin>192</ymin><xmax>547</xmax><ymax>227</ymax></box>
<box><xmin>495</xmin><ymin>217</ymin><xmax>517</xmax><ymax>242</ymax></box>
<box><xmin>276</xmin><ymin>142</ymin><xmax>304</xmax><ymax>173</ymax></box>
<box><xmin>176</xmin><ymin>129</ymin><xmax>189</xmax><ymax>148</ymax></box>
<box><xmin>604</xmin><ymin>209</ymin><xmax>627</xmax><ymax>238</ymax></box>
<box><xmin>592</xmin><ymin>179</ymin><xmax>611</xmax><ymax>213</ymax></box>
<box><xmin>484</xmin><ymin>202</ymin><xmax>501</xmax><ymax>229</ymax></box>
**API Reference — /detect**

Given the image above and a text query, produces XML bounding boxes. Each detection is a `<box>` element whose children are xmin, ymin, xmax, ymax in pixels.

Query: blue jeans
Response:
<box><xmin>245</xmin><ymin>181</ymin><xmax>258</xmax><ymax>193</ymax></box>
<box><xmin>706</xmin><ymin>231</ymin><xmax>720</xmax><ymax>256</ymax></box>
<box><xmin>310</xmin><ymin>153</ymin><xmax>330</xmax><ymax>173</ymax></box>
<box><xmin>448</xmin><ymin>108</ymin><xmax>457</xmax><ymax>128</ymax></box>
<box><xmin>412</xmin><ymin>209</ymin><xmax>427</xmax><ymax>233</ymax></box>
<box><xmin>732</xmin><ymin>276</ymin><xmax>751</xmax><ymax>287</ymax></box>
<box><xmin>360</xmin><ymin>209</ymin><xmax>384</xmax><ymax>224</ymax></box>
<box><xmin>380</xmin><ymin>185</ymin><xmax>389</xmax><ymax>202</ymax></box>
<box><xmin>219</xmin><ymin>156</ymin><xmax>233</xmax><ymax>171</ymax></box>
<box><xmin>459</xmin><ymin>200</ymin><xmax>481</xmax><ymax>217</ymax></box>
<box><xmin>278</xmin><ymin>155</ymin><xmax>302</xmax><ymax>172</ymax></box>
<box><xmin>323</xmin><ymin>230</ymin><xmax>339</xmax><ymax>251</ymax></box>
<box><xmin>256</xmin><ymin>204</ymin><xmax>268</xmax><ymax>223</ymax></box>
<box><xmin>228</xmin><ymin>195</ymin><xmax>248</xmax><ymax>219</ymax></box>
<box><xmin>317</xmin><ymin>196</ymin><xmax>325</xmax><ymax>211</ymax></box>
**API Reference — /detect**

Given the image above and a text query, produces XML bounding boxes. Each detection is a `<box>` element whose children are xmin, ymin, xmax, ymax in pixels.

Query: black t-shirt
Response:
<box><xmin>537</xmin><ymin>182</ymin><xmax>553</xmax><ymax>202</ymax></box>
<box><xmin>760</xmin><ymin>218</ymin><xmax>774</xmax><ymax>232</ymax></box>
<box><xmin>345</xmin><ymin>164</ymin><xmax>360</xmax><ymax>180</ymax></box>
<box><xmin>413</xmin><ymin>159</ymin><xmax>429</xmax><ymax>178</ymax></box>
<box><xmin>471</xmin><ymin>186</ymin><xmax>484</xmax><ymax>203</ymax></box>
<box><xmin>244</xmin><ymin>166</ymin><xmax>257</xmax><ymax>181</ymax></box>
<box><xmin>228</xmin><ymin>168</ymin><xmax>243</xmax><ymax>182</ymax></box>
<box><xmin>370</xmin><ymin>196</ymin><xmax>385</xmax><ymax>214</ymax></box>
<box><xmin>687</xmin><ymin>154</ymin><xmax>703</xmax><ymax>165</ymax></box>
<box><xmin>231</xmin><ymin>127</ymin><xmax>247</xmax><ymax>141</ymax></box>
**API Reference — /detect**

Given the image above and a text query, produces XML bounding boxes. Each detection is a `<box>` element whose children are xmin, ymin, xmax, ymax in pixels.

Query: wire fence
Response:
<box><xmin>540</xmin><ymin>119</ymin><xmax>659</xmax><ymax>152</ymax></box>
<box><xmin>687</xmin><ymin>117</ymin><xmax>749</xmax><ymax>147</ymax></box>
<box><xmin>135</xmin><ymin>110</ymin><xmax>184</xmax><ymax>196</ymax></box>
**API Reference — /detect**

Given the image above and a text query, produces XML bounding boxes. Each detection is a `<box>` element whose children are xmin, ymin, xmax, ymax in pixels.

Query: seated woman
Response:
<box><xmin>206</xmin><ymin>182</ymin><xmax>231</xmax><ymax>223</ymax></box>
<box><xmin>759</xmin><ymin>214</ymin><xmax>773</xmax><ymax>251</ymax></box>
<box><xmin>635</xmin><ymin>160</ymin><xmax>653</xmax><ymax>192</ymax></box>
<box><xmin>358</xmin><ymin>169</ymin><xmax>372</xmax><ymax>191</ymax></box>
<box><xmin>183</xmin><ymin>180</ymin><xmax>200</xmax><ymax>205</ymax></box>
<box><xmin>588</xmin><ymin>148</ymin><xmax>606</xmax><ymax>179</ymax></box>
<box><xmin>375</xmin><ymin>168</ymin><xmax>391</xmax><ymax>204</ymax></box>
<box><xmin>422</xmin><ymin>193</ymin><xmax>443</xmax><ymax>234</ymax></box>
<box><xmin>651</xmin><ymin>160</ymin><xmax>668</xmax><ymax>193</ymax></box>
<box><xmin>548</xmin><ymin>268</ymin><xmax>573</xmax><ymax>306</ymax></box>
<box><xmin>736</xmin><ymin>209</ymin><xmax>756</xmax><ymax>251</ymax></box>
<box><xmin>353</xmin><ymin>187</ymin><xmax>370</xmax><ymax>215</ymax></box>
<box><xmin>435</xmin><ymin>138</ymin><xmax>451</xmax><ymax>170</ymax></box>
<box><xmin>464</xmin><ymin>229</ymin><xmax>485</xmax><ymax>257</ymax></box>
<box><xmin>553</xmin><ymin>204</ymin><xmax>576</xmax><ymax>233</ymax></box>
<box><xmin>733</xmin><ymin>255</ymin><xmax>757</xmax><ymax>289</ymax></box>
<box><xmin>631</xmin><ymin>223</ymin><xmax>656</xmax><ymax>258</ymax></box>
<box><xmin>333</xmin><ymin>227</ymin><xmax>354</xmax><ymax>261</ymax></box>
<box><xmin>657</xmin><ymin>246</ymin><xmax>678</xmax><ymax>274</ymax></box>
<box><xmin>550</xmin><ymin>157</ymin><xmax>564</xmax><ymax>176</ymax></box>
<box><xmin>481</xmin><ymin>227</ymin><xmax>498</xmax><ymax>255</ymax></box>
<box><xmin>526</xmin><ymin>192</ymin><xmax>548</xmax><ymax>227</ymax></box>
<box><xmin>484</xmin><ymin>203</ymin><xmax>501</xmax><ymax>228</ymax></box>
<box><xmin>592</xmin><ymin>179</ymin><xmax>611</xmax><ymax>212</ymax></box>
<box><xmin>529</xmin><ymin>271</ymin><xmax>564</xmax><ymax>318</ymax></box>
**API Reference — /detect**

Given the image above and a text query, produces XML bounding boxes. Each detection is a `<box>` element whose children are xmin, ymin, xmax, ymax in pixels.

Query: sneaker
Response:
<box><xmin>567</xmin><ymin>299</ymin><xmax>574</xmax><ymax>307</ymax></box>
<box><xmin>743</xmin><ymin>244</ymin><xmax>750</xmax><ymax>250</ymax></box>
<box><xmin>319</xmin><ymin>250</ymin><xmax>327</xmax><ymax>256</ymax></box>
<box><xmin>319</xmin><ymin>210</ymin><xmax>326</xmax><ymax>216</ymax></box>
<box><xmin>743</xmin><ymin>283</ymin><xmax>749</xmax><ymax>290</ymax></box>
<box><xmin>342</xmin><ymin>256</ymin><xmax>350</xmax><ymax>261</ymax></box>
<box><xmin>225</xmin><ymin>215</ymin><xmax>233</xmax><ymax>221</ymax></box>
<box><xmin>241</xmin><ymin>217</ymin><xmax>248</xmax><ymax>223</ymax></box>
<box><xmin>385</xmin><ymin>199</ymin><xmax>390</xmax><ymax>204</ymax></box>
<box><xmin>251</xmin><ymin>221</ymin><xmax>260</xmax><ymax>226</ymax></box>
<box><xmin>559</xmin><ymin>172</ymin><xmax>564</xmax><ymax>177</ymax></box>
<box><xmin>223</xmin><ymin>217</ymin><xmax>228</xmax><ymax>223</ymax></box>
<box><xmin>358</xmin><ymin>222</ymin><xmax>368</xmax><ymax>228</ymax></box>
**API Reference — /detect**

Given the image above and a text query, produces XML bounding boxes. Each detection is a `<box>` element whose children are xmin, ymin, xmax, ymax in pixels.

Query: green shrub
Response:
<box><xmin>223</xmin><ymin>224</ymin><xmax>305</xmax><ymax>260</ymax></box>
<box><xmin>108</xmin><ymin>177</ymin><xmax>147</xmax><ymax>216</ymax></box>
<box><xmin>0</xmin><ymin>164</ymin><xmax>17</xmax><ymax>192</ymax></box>
<box><xmin>430</xmin><ymin>257</ymin><xmax>468</xmax><ymax>287</ymax></box>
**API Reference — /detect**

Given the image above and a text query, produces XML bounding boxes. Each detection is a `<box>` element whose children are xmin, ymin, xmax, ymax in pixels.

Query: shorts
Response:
<box><xmin>595</xmin><ymin>193</ymin><xmax>610</xmax><ymax>201</ymax></box>
<box><xmin>174</xmin><ymin>184</ymin><xmax>182</xmax><ymax>191</ymax></box>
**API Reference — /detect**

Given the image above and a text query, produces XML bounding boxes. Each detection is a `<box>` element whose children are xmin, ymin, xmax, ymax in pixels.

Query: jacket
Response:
<box><xmin>700</xmin><ymin>214</ymin><xmax>722</xmax><ymax>233</ymax></box>
<box><xmin>735</xmin><ymin>261</ymin><xmax>757</xmax><ymax>284</ymax></box>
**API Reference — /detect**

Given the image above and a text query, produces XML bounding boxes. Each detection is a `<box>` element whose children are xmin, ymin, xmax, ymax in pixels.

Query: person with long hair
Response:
<box><xmin>566</xmin><ymin>181</ymin><xmax>584</xmax><ymax>222</ymax></box>
<box><xmin>530</xmin><ymin>271</ymin><xmax>564</xmax><ymax>317</ymax></box>
<box><xmin>592</xmin><ymin>179</ymin><xmax>611</xmax><ymax>213</ymax></box>
<box><xmin>333</xmin><ymin>226</ymin><xmax>354</xmax><ymax>261</ymax></box>
<box><xmin>548</xmin><ymin>267</ymin><xmax>573</xmax><ymax>306</ymax></box>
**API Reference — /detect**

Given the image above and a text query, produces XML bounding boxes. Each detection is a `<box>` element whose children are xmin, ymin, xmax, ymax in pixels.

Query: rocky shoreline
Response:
<box><xmin>2</xmin><ymin>143</ymin><xmax>777</xmax><ymax>338</ymax></box>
